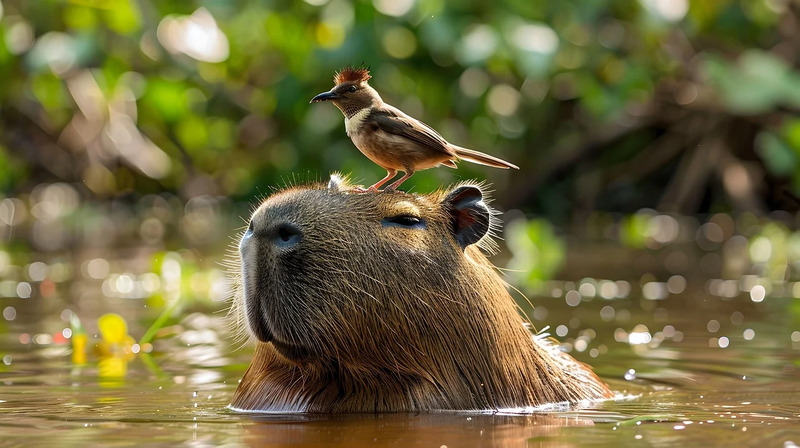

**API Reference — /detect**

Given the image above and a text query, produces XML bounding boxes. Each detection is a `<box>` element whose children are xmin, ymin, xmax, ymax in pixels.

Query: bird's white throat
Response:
<box><xmin>345</xmin><ymin>108</ymin><xmax>371</xmax><ymax>137</ymax></box>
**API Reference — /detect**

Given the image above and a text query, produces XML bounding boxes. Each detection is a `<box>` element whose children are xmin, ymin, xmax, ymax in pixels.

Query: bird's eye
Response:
<box><xmin>382</xmin><ymin>215</ymin><xmax>426</xmax><ymax>229</ymax></box>
<box><xmin>347</xmin><ymin>85</ymin><xmax>357</xmax><ymax>93</ymax></box>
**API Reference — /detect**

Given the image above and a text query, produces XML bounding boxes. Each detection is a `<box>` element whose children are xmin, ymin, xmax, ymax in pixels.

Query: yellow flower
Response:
<box><xmin>98</xmin><ymin>313</ymin><xmax>128</xmax><ymax>345</ymax></box>
<box><xmin>70</xmin><ymin>312</ymin><xmax>87</xmax><ymax>365</ymax></box>
<box><xmin>98</xmin><ymin>356</ymin><xmax>128</xmax><ymax>378</ymax></box>
<box><xmin>71</xmin><ymin>333</ymin><xmax>87</xmax><ymax>365</ymax></box>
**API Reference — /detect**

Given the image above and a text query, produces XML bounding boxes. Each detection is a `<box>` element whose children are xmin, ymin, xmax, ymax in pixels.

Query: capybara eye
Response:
<box><xmin>275</xmin><ymin>223</ymin><xmax>302</xmax><ymax>247</ymax></box>
<box><xmin>382</xmin><ymin>215</ymin><xmax>425</xmax><ymax>229</ymax></box>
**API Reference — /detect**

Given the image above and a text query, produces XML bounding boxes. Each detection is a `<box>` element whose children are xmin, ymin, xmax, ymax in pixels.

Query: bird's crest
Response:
<box><xmin>334</xmin><ymin>66</ymin><xmax>371</xmax><ymax>85</ymax></box>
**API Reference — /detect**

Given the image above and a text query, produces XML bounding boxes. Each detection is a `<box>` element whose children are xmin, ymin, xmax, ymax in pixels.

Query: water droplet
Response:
<box><xmin>624</xmin><ymin>369</ymin><xmax>636</xmax><ymax>380</ymax></box>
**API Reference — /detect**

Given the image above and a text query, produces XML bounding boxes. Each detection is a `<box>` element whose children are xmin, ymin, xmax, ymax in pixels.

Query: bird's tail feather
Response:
<box><xmin>452</xmin><ymin>145</ymin><xmax>519</xmax><ymax>170</ymax></box>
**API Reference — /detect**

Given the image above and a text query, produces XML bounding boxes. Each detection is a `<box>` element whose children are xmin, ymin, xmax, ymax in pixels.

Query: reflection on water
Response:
<box><xmin>2</xmin><ymin>189</ymin><xmax>800</xmax><ymax>445</ymax></box>
<box><xmin>2</xmin><ymin>267</ymin><xmax>799</xmax><ymax>446</ymax></box>
<box><xmin>1</xmin><ymin>324</ymin><xmax>799</xmax><ymax>448</ymax></box>
<box><xmin>241</xmin><ymin>413</ymin><xmax>595</xmax><ymax>447</ymax></box>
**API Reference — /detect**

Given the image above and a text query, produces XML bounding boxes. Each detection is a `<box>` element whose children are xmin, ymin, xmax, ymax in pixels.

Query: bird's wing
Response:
<box><xmin>367</xmin><ymin>105</ymin><xmax>456</xmax><ymax>157</ymax></box>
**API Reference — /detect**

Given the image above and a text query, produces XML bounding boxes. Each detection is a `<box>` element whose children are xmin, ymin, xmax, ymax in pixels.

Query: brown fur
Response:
<box><xmin>230</xmin><ymin>175</ymin><xmax>612</xmax><ymax>412</ymax></box>
<box><xmin>335</xmin><ymin>66</ymin><xmax>371</xmax><ymax>85</ymax></box>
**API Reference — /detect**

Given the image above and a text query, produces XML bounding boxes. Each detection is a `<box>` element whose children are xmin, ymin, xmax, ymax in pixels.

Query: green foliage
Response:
<box><xmin>0</xmin><ymin>0</ymin><xmax>798</xmax><ymax>214</ymax></box>
<box><xmin>702</xmin><ymin>51</ymin><xmax>800</xmax><ymax>115</ymax></box>
<box><xmin>507</xmin><ymin>217</ymin><xmax>566</xmax><ymax>287</ymax></box>
<box><xmin>748</xmin><ymin>221</ymin><xmax>800</xmax><ymax>282</ymax></box>
<box><xmin>620</xmin><ymin>212</ymin><xmax>652</xmax><ymax>249</ymax></box>
<box><xmin>0</xmin><ymin>145</ymin><xmax>25</xmax><ymax>191</ymax></box>
<box><xmin>756</xmin><ymin>131</ymin><xmax>796</xmax><ymax>177</ymax></box>
<box><xmin>141</xmin><ymin>79</ymin><xmax>190</xmax><ymax>124</ymax></box>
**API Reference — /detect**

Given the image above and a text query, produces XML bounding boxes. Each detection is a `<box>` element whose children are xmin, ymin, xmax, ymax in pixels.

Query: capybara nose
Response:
<box><xmin>274</xmin><ymin>222</ymin><xmax>302</xmax><ymax>248</ymax></box>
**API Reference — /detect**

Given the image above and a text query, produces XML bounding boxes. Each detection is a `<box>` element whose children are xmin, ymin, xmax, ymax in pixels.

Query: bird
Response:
<box><xmin>310</xmin><ymin>66</ymin><xmax>519</xmax><ymax>193</ymax></box>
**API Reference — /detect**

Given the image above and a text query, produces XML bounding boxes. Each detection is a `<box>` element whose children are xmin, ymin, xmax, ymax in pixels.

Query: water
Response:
<box><xmin>2</xmin><ymin>206</ymin><xmax>800</xmax><ymax>445</ymax></box>
<box><xmin>2</xmin><ymin>269</ymin><xmax>799</xmax><ymax>447</ymax></box>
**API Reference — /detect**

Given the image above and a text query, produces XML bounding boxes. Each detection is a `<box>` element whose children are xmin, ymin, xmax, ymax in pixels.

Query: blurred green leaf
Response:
<box><xmin>64</xmin><ymin>5</ymin><xmax>99</xmax><ymax>30</ymax></box>
<box><xmin>620</xmin><ymin>213</ymin><xmax>650</xmax><ymax>249</ymax></box>
<box><xmin>176</xmin><ymin>114</ymin><xmax>209</xmax><ymax>151</ymax></box>
<box><xmin>507</xmin><ymin>217</ymin><xmax>566</xmax><ymax>286</ymax></box>
<box><xmin>781</xmin><ymin>119</ymin><xmax>800</xmax><ymax>155</ymax></box>
<box><xmin>756</xmin><ymin>131</ymin><xmax>797</xmax><ymax>177</ymax></box>
<box><xmin>102</xmin><ymin>0</ymin><xmax>141</xmax><ymax>34</ymax></box>
<box><xmin>142</xmin><ymin>79</ymin><xmax>188</xmax><ymax>123</ymax></box>
<box><xmin>0</xmin><ymin>145</ymin><xmax>26</xmax><ymax>191</ymax></box>
<box><xmin>703</xmin><ymin>51</ymin><xmax>800</xmax><ymax>115</ymax></box>
<box><xmin>688</xmin><ymin>0</ymin><xmax>732</xmax><ymax>29</ymax></box>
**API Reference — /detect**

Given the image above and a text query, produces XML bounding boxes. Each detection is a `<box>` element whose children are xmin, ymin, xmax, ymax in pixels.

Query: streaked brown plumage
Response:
<box><xmin>310</xmin><ymin>67</ymin><xmax>519</xmax><ymax>192</ymax></box>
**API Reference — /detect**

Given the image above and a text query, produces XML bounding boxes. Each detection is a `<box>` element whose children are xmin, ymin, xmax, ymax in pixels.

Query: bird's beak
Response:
<box><xmin>310</xmin><ymin>90</ymin><xmax>339</xmax><ymax>103</ymax></box>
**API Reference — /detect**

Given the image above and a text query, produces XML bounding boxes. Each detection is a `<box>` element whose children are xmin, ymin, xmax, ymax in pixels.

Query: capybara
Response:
<box><xmin>230</xmin><ymin>175</ymin><xmax>611</xmax><ymax>412</ymax></box>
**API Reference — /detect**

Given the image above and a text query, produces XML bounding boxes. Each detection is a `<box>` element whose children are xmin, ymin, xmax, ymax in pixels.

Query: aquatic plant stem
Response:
<box><xmin>139</xmin><ymin>295</ymin><xmax>183</xmax><ymax>346</ymax></box>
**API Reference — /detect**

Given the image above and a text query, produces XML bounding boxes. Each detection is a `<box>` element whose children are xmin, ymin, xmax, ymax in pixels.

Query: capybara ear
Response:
<box><xmin>327</xmin><ymin>173</ymin><xmax>345</xmax><ymax>191</ymax></box>
<box><xmin>444</xmin><ymin>185</ymin><xmax>490</xmax><ymax>249</ymax></box>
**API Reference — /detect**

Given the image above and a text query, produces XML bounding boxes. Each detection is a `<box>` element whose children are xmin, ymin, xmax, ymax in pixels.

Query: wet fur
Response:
<box><xmin>229</xmin><ymin>175</ymin><xmax>611</xmax><ymax>412</ymax></box>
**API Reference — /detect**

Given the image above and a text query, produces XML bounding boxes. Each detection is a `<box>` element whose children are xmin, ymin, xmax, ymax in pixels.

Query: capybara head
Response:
<box><xmin>232</xmin><ymin>175</ymin><xmax>611</xmax><ymax>412</ymax></box>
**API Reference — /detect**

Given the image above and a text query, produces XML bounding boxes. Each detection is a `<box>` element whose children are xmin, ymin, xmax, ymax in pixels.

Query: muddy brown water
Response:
<box><xmin>1</xmin><ymin>246</ymin><xmax>800</xmax><ymax>447</ymax></box>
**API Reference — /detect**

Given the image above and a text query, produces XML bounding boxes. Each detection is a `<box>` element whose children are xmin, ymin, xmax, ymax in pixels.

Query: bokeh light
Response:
<box><xmin>157</xmin><ymin>8</ymin><xmax>229</xmax><ymax>63</ymax></box>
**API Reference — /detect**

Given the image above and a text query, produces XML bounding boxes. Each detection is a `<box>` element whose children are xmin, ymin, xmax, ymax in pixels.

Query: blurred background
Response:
<box><xmin>2</xmin><ymin>0</ymin><xmax>800</xmax><ymax>216</ymax></box>
<box><xmin>1</xmin><ymin>0</ymin><xmax>800</xmax><ymax>382</ymax></box>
